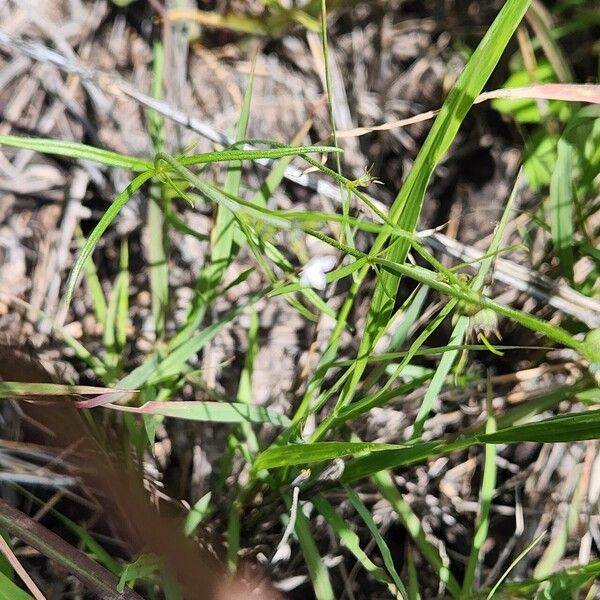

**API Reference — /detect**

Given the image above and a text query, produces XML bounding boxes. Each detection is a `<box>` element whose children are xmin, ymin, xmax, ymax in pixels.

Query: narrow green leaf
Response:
<box><xmin>313</xmin><ymin>495</ymin><xmax>392</xmax><ymax>587</ymax></box>
<box><xmin>103</xmin><ymin>239</ymin><xmax>130</xmax><ymax>376</ymax></box>
<box><xmin>341</xmin><ymin>407</ymin><xmax>600</xmax><ymax>483</ymax></box>
<box><xmin>345</xmin><ymin>486</ymin><xmax>408</xmax><ymax>598</ymax></box>
<box><xmin>110</xmin><ymin>400</ymin><xmax>291</xmax><ymax>427</ymax></box>
<box><xmin>0</xmin><ymin>571</ymin><xmax>34</xmax><ymax>600</ymax></box>
<box><xmin>478</xmin><ymin>409</ymin><xmax>600</xmax><ymax>444</ymax></box>
<box><xmin>461</xmin><ymin>393</ymin><xmax>497</xmax><ymax>597</ymax></box>
<box><xmin>179</xmin><ymin>145</ymin><xmax>340</xmax><ymax>166</ymax></box>
<box><xmin>65</xmin><ymin>171</ymin><xmax>155</xmax><ymax>305</ymax></box>
<box><xmin>147</xmin><ymin>39</ymin><xmax>169</xmax><ymax>340</ymax></box>
<box><xmin>407</xmin><ymin>547</ymin><xmax>420</xmax><ymax>600</ymax></box>
<box><xmin>254</xmin><ymin>441</ymin><xmax>405</xmax><ymax>471</ymax></box>
<box><xmin>373</xmin><ymin>470</ymin><xmax>461</xmax><ymax>597</ymax></box>
<box><xmin>293</xmin><ymin>498</ymin><xmax>334</xmax><ymax>600</ymax></box>
<box><xmin>183</xmin><ymin>493</ymin><xmax>212</xmax><ymax>537</ymax></box>
<box><xmin>550</xmin><ymin>136</ymin><xmax>575</xmax><ymax>282</ymax></box>
<box><xmin>81</xmin><ymin>230</ymin><xmax>108</xmax><ymax>325</ymax></box>
<box><xmin>236</xmin><ymin>309</ymin><xmax>261</xmax><ymax>454</ymax></box>
<box><xmin>0</xmin><ymin>134</ymin><xmax>152</xmax><ymax>171</ymax></box>
<box><xmin>485</xmin><ymin>531</ymin><xmax>546</xmax><ymax>600</ymax></box>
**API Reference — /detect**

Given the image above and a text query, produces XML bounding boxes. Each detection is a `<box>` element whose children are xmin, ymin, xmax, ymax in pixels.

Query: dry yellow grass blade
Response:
<box><xmin>337</xmin><ymin>83</ymin><xmax>600</xmax><ymax>138</ymax></box>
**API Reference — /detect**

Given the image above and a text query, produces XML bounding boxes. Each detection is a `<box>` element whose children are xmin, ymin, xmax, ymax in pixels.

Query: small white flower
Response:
<box><xmin>300</xmin><ymin>255</ymin><xmax>337</xmax><ymax>290</ymax></box>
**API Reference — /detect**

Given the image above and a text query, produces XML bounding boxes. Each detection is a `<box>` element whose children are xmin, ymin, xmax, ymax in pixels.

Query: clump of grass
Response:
<box><xmin>1</xmin><ymin>0</ymin><xmax>600</xmax><ymax>598</ymax></box>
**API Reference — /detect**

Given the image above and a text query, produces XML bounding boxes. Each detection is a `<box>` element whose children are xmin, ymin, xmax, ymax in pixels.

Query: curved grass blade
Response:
<box><xmin>312</xmin><ymin>495</ymin><xmax>392</xmax><ymax>589</ymax></box>
<box><xmin>477</xmin><ymin>409</ymin><xmax>600</xmax><ymax>444</ymax></box>
<box><xmin>345</xmin><ymin>485</ymin><xmax>408</xmax><ymax>599</ymax></box>
<box><xmin>485</xmin><ymin>531</ymin><xmax>546</xmax><ymax>600</ymax></box>
<box><xmin>373</xmin><ymin>469</ymin><xmax>461</xmax><ymax>597</ymax></box>
<box><xmin>65</xmin><ymin>171</ymin><xmax>154</xmax><ymax>305</ymax></box>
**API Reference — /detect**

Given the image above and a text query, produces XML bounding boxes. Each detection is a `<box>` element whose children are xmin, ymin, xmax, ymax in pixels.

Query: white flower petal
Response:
<box><xmin>312</xmin><ymin>255</ymin><xmax>337</xmax><ymax>272</ymax></box>
<box><xmin>301</xmin><ymin>269</ymin><xmax>327</xmax><ymax>290</ymax></box>
<box><xmin>300</xmin><ymin>255</ymin><xmax>337</xmax><ymax>290</ymax></box>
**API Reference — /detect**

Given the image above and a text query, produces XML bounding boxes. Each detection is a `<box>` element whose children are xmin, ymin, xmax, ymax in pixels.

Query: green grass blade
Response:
<box><xmin>460</xmin><ymin>392</ymin><xmax>498</xmax><ymax>597</ymax></box>
<box><xmin>342</xmin><ymin>404</ymin><xmax>600</xmax><ymax>483</ymax></box>
<box><xmin>293</xmin><ymin>500</ymin><xmax>334</xmax><ymax>600</ymax></box>
<box><xmin>345</xmin><ymin>485</ymin><xmax>408</xmax><ymax>599</ymax></box>
<box><xmin>236</xmin><ymin>309</ymin><xmax>260</xmax><ymax>453</ymax></box>
<box><xmin>115</xmin><ymin>240</ymin><xmax>129</xmax><ymax>353</ymax></box>
<box><xmin>183</xmin><ymin>493</ymin><xmax>212</xmax><ymax>537</ymax></box>
<box><xmin>198</xmin><ymin>59</ymin><xmax>256</xmax><ymax>306</ymax></box>
<box><xmin>111</xmin><ymin>400</ymin><xmax>291</xmax><ymax>426</ymax></box>
<box><xmin>254</xmin><ymin>441</ymin><xmax>405</xmax><ymax>471</ymax></box>
<box><xmin>0</xmin><ymin>134</ymin><xmax>152</xmax><ymax>171</ymax></box>
<box><xmin>550</xmin><ymin>129</ymin><xmax>575</xmax><ymax>283</ymax></box>
<box><xmin>407</xmin><ymin>547</ymin><xmax>420</xmax><ymax>600</ymax></box>
<box><xmin>81</xmin><ymin>229</ymin><xmax>108</xmax><ymax>325</ymax></box>
<box><xmin>103</xmin><ymin>239</ymin><xmax>129</xmax><ymax>377</ymax></box>
<box><xmin>485</xmin><ymin>531</ymin><xmax>546</xmax><ymax>600</ymax></box>
<box><xmin>373</xmin><ymin>470</ymin><xmax>461</xmax><ymax>597</ymax></box>
<box><xmin>178</xmin><ymin>145</ymin><xmax>340</xmax><ymax>166</ymax></box>
<box><xmin>65</xmin><ymin>170</ymin><xmax>154</xmax><ymax>305</ymax></box>
<box><xmin>478</xmin><ymin>409</ymin><xmax>600</xmax><ymax>444</ymax></box>
<box><xmin>147</xmin><ymin>39</ymin><xmax>169</xmax><ymax>340</ymax></box>
<box><xmin>0</xmin><ymin>571</ymin><xmax>35</xmax><ymax>600</ymax></box>
<box><xmin>312</xmin><ymin>495</ymin><xmax>392</xmax><ymax>588</ymax></box>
